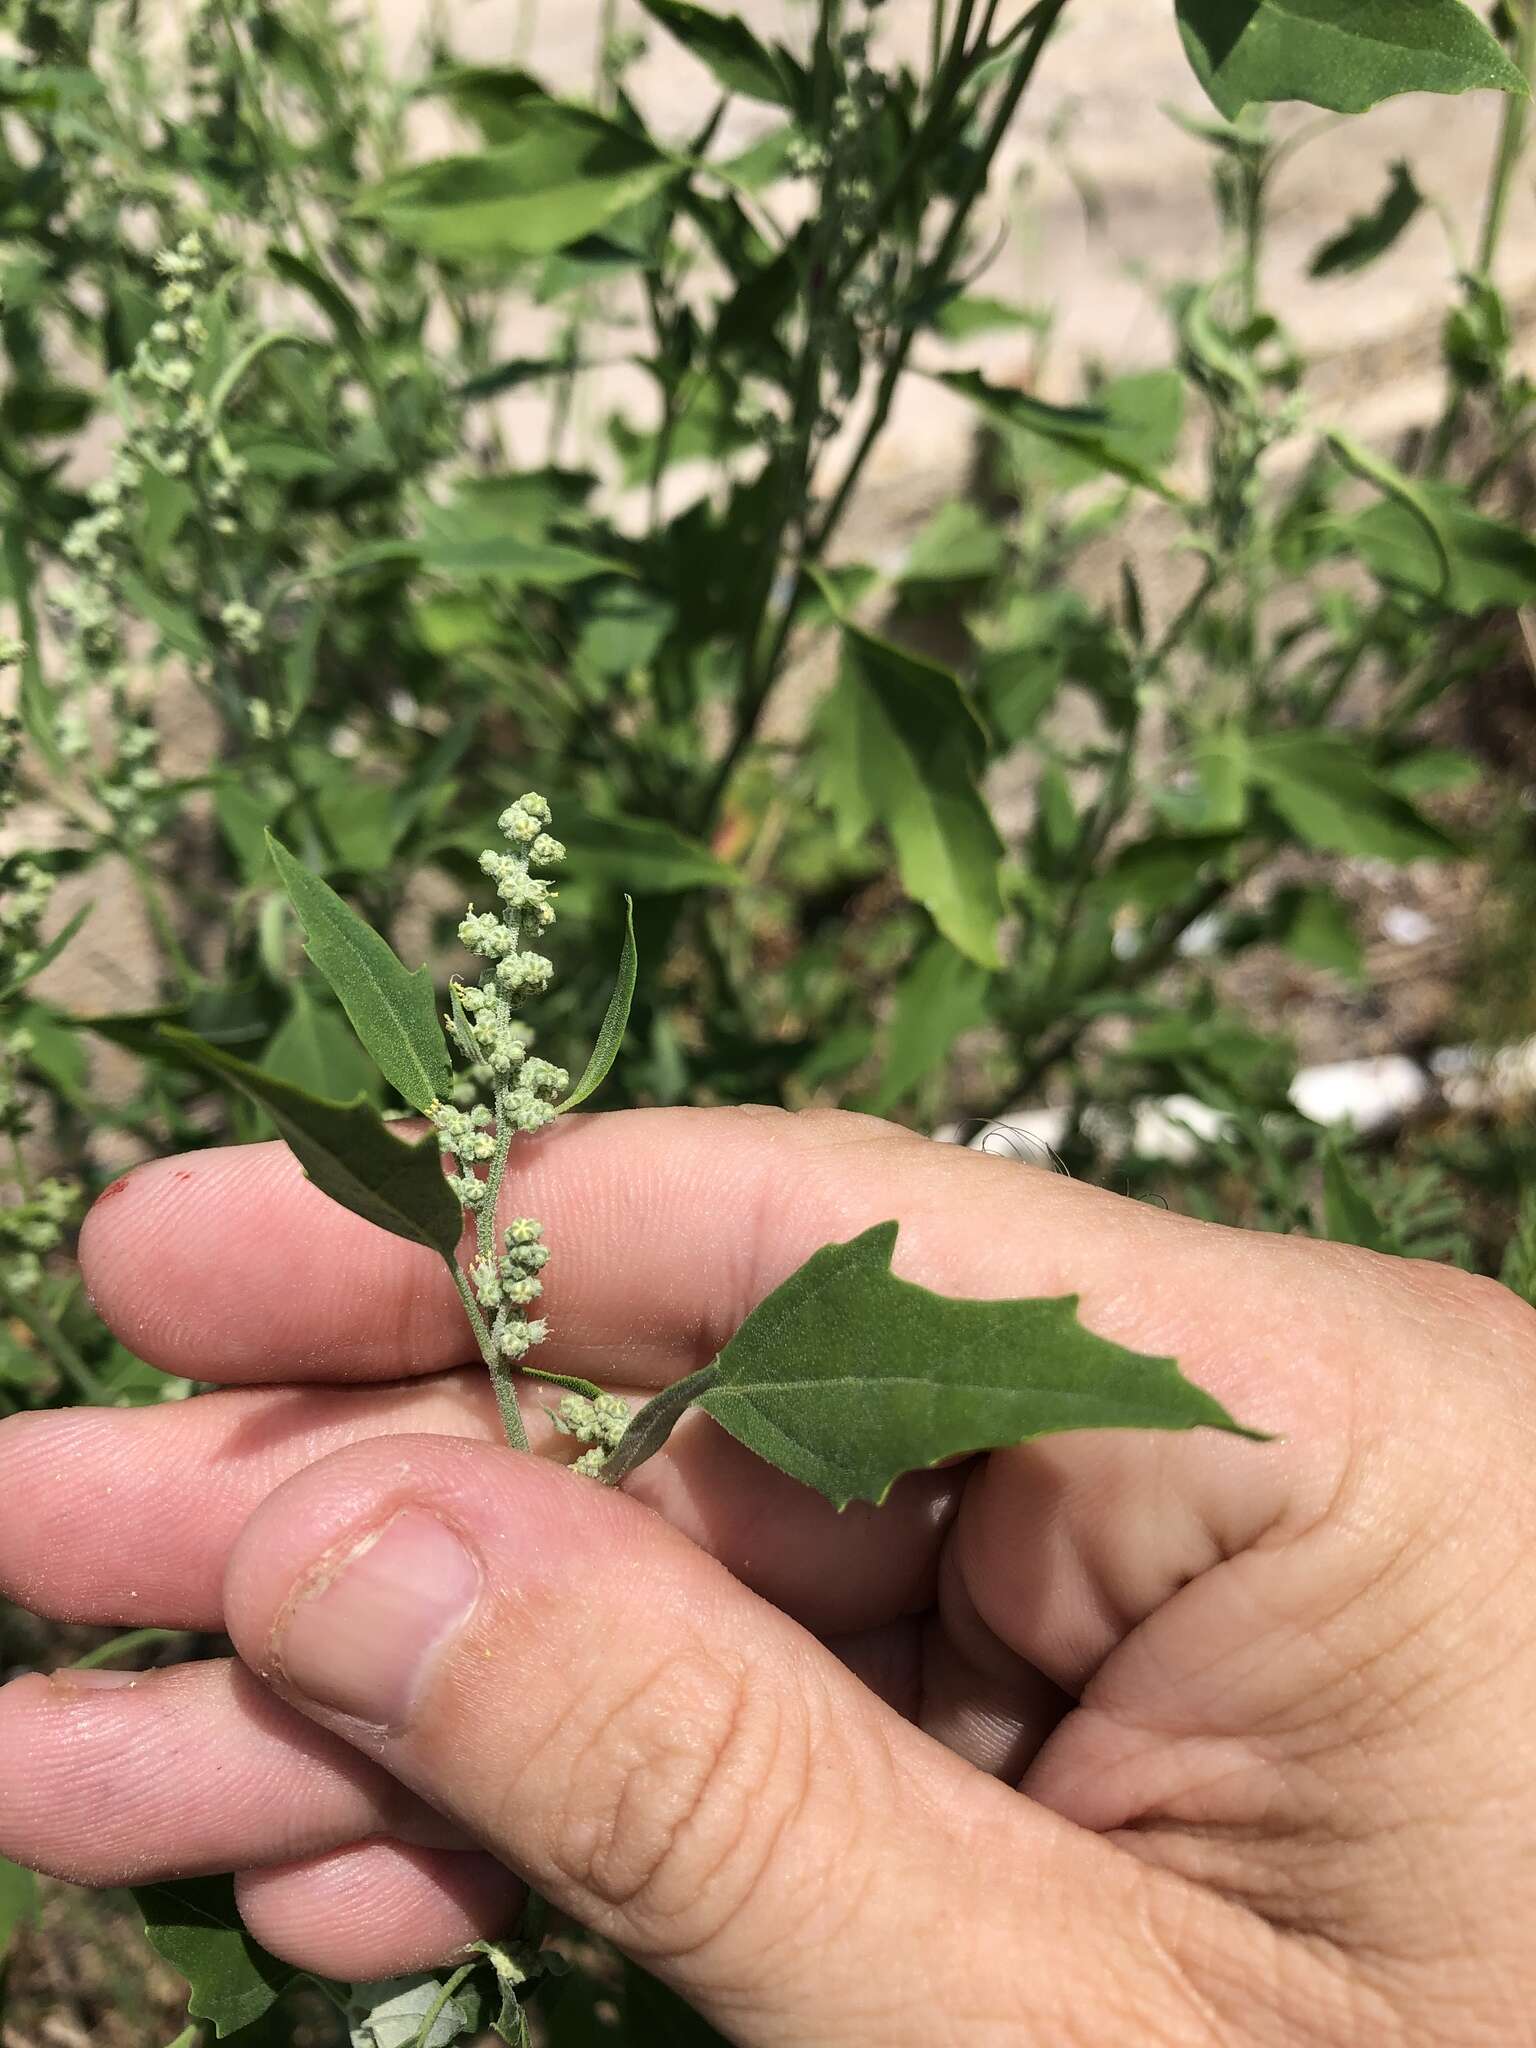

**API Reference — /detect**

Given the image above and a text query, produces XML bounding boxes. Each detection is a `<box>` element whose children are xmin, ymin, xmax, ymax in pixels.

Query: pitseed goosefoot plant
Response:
<box><xmin>169</xmin><ymin>790</ymin><xmax>1263</xmax><ymax>1505</ymax></box>
<box><xmin>130</xmin><ymin>792</ymin><xmax>1266</xmax><ymax>2044</ymax></box>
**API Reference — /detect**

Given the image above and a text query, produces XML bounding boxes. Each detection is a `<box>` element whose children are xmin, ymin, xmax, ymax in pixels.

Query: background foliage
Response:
<box><xmin>5</xmin><ymin>0</ymin><xmax>1536</xmax><ymax>2039</ymax></box>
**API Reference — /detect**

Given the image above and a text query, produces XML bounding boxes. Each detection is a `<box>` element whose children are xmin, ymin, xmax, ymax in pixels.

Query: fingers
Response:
<box><xmin>75</xmin><ymin>1102</ymin><xmax>1254</xmax><ymax>1393</ymax></box>
<box><xmin>220</xmin><ymin>1434</ymin><xmax>1237</xmax><ymax>2046</ymax></box>
<box><xmin>0</xmin><ymin>1371</ymin><xmax>952</xmax><ymax>1637</ymax></box>
<box><xmin>0</xmin><ymin>1658</ymin><xmax>461</xmax><ymax>1885</ymax></box>
<box><xmin>80</xmin><ymin>1107</ymin><xmax>830</xmax><ymax>1387</ymax></box>
<box><xmin>81</xmin><ymin>1104</ymin><xmax>1423</xmax><ymax>1442</ymax></box>
<box><xmin>236</xmin><ymin>1841</ymin><xmax>522</xmax><ymax>1982</ymax></box>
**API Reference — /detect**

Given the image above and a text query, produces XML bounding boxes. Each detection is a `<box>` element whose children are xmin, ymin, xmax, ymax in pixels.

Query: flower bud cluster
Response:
<box><xmin>552</xmin><ymin>1390</ymin><xmax>631</xmax><ymax>1477</ymax></box>
<box><xmin>0</xmin><ymin>692</ymin><xmax>23</xmax><ymax>824</ymax></box>
<box><xmin>467</xmin><ymin>1218</ymin><xmax>551</xmax><ymax>1363</ymax></box>
<box><xmin>0</xmin><ymin>856</ymin><xmax>56</xmax><ymax>983</ymax></box>
<box><xmin>442</xmin><ymin>793</ymin><xmax>568</xmax><ymax>1142</ymax></box>
<box><xmin>1</xmin><ymin>688</ymin><xmax>59</xmax><ymax>974</ymax></box>
<box><xmin>437</xmin><ymin>796</ymin><xmax>568</xmax><ymax>1385</ymax></box>
<box><xmin>800</xmin><ymin>12</ymin><xmax>899</xmax><ymax>430</ymax></box>
<box><xmin>0</xmin><ymin>1025</ymin><xmax>76</xmax><ymax>1292</ymax></box>
<box><xmin>42</xmin><ymin>230</ymin><xmax>244</xmax><ymax>838</ymax></box>
<box><xmin>96</xmin><ymin>714</ymin><xmax>165</xmax><ymax>848</ymax></box>
<box><xmin>0</xmin><ymin>1173</ymin><xmax>77</xmax><ymax>1295</ymax></box>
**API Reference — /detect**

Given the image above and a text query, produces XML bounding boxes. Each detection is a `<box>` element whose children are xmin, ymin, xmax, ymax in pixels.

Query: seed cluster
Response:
<box><xmin>553</xmin><ymin>1392</ymin><xmax>632</xmax><ymax>1479</ymax></box>
<box><xmin>435</xmin><ymin>793</ymin><xmax>569</xmax><ymax>1375</ymax></box>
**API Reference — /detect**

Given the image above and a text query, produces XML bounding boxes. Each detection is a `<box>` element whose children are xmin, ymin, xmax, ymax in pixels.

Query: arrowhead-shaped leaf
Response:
<box><xmin>161</xmin><ymin>1027</ymin><xmax>463</xmax><ymax>1261</ymax></box>
<box><xmin>814</xmin><ymin>621</ymin><xmax>1004</xmax><ymax>969</ymax></box>
<box><xmin>612</xmin><ymin>1223</ymin><xmax>1265</xmax><ymax>1508</ymax></box>
<box><xmin>1176</xmin><ymin>0</ymin><xmax>1527</xmax><ymax>118</ymax></box>
<box><xmin>560</xmin><ymin>897</ymin><xmax>637</xmax><ymax>1112</ymax></box>
<box><xmin>136</xmin><ymin>1877</ymin><xmax>295</xmax><ymax>2039</ymax></box>
<box><xmin>266</xmin><ymin>835</ymin><xmax>451</xmax><ymax>1114</ymax></box>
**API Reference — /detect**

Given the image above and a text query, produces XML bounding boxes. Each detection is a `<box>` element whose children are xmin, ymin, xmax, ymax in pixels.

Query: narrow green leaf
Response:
<box><xmin>617</xmin><ymin>1224</ymin><xmax>1264</xmax><ymax>1509</ymax></box>
<box><xmin>2</xmin><ymin>523</ymin><xmax>63</xmax><ymax>778</ymax></box>
<box><xmin>1322</xmin><ymin>1142</ymin><xmax>1391</xmax><ymax>1252</ymax></box>
<box><xmin>136</xmin><ymin>1877</ymin><xmax>296</xmax><ymax>2039</ymax></box>
<box><xmin>937</xmin><ymin>369</ymin><xmax>1177</xmax><ymax>496</ymax></box>
<box><xmin>422</xmin><ymin>64</ymin><xmax>548</xmax><ymax>142</ymax></box>
<box><xmin>814</xmin><ymin>616</ymin><xmax>1004</xmax><ymax>969</ymax></box>
<box><xmin>0</xmin><ymin>902</ymin><xmax>92</xmax><ymax>1002</ymax></box>
<box><xmin>1095</xmin><ymin>834</ymin><xmax>1237</xmax><ymax>914</ymax></box>
<box><xmin>213</xmin><ymin>781</ymin><xmax>281</xmax><ymax>885</ymax></box>
<box><xmin>635</xmin><ymin>0</ymin><xmax>796</xmax><ymax>105</ymax></box>
<box><xmin>118</xmin><ymin>569</ymin><xmax>209</xmax><ymax>660</ymax></box>
<box><xmin>1176</xmin><ymin>0</ymin><xmax>1527</xmax><ymax>118</ymax></box>
<box><xmin>1327</xmin><ymin>427</ymin><xmax>1452</xmax><ymax>600</ymax></box>
<box><xmin>269</xmin><ymin>247</ymin><xmax>370</xmax><ymax>360</ymax></box>
<box><xmin>1248</xmin><ymin>733</ymin><xmax>1459</xmax><ymax>862</ymax></box>
<box><xmin>355</xmin><ymin>105</ymin><xmax>679</xmax><ymax>260</ymax></box>
<box><xmin>420</xmin><ymin>533</ymin><xmax>628</xmax><ymax>586</ymax></box>
<box><xmin>600</xmin><ymin>1365</ymin><xmax>720</xmax><ymax>1488</ymax></box>
<box><xmin>926</xmin><ymin>293</ymin><xmax>1048</xmax><ymax>341</ymax></box>
<box><xmin>1345</xmin><ymin>482</ymin><xmax>1536</xmax><ymax>614</ymax></box>
<box><xmin>266</xmin><ymin>835</ymin><xmax>450</xmax><ymax>1113</ymax></box>
<box><xmin>1</xmin><ymin>1856</ymin><xmax>37</xmax><ymax>1969</ymax></box>
<box><xmin>1310</xmin><ymin>159</ymin><xmax>1422</xmax><ymax>276</ymax></box>
<box><xmin>546</xmin><ymin>806</ymin><xmax>739</xmax><ymax>893</ymax></box>
<box><xmin>560</xmin><ymin>897</ymin><xmax>637</xmax><ymax>1112</ymax></box>
<box><xmin>160</xmin><ymin>1027</ymin><xmax>463</xmax><ymax>1260</ymax></box>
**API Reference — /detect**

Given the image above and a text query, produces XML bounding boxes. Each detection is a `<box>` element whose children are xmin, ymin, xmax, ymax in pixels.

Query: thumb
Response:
<box><xmin>222</xmin><ymin>1434</ymin><xmax>1206</xmax><ymax>2044</ymax></box>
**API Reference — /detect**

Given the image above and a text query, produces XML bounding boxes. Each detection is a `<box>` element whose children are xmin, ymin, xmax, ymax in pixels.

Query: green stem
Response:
<box><xmin>1478</xmin><ymin>0</ymin><xmax>1536</xmax><ymax>276</ymax></box>
<box><xmin>1</xmin><ymin>1286</ymin><xmax>110</xmax><ymax>1403</ymax></box>
<box><xmin>699</xmin><ymin>0</ymin><xmax>1072</xmax><ymax>830</ymax></box>
<box><xmin>70</xmin><ymin>1627</ymin><xmax>182</xmax><ymax>1670</ymax></box>
<box><xmin>8</xmin><ymin>1130</ymin><xmax>32</xmax><ymax>1201</ymax></box>
<box><xmin>412</xmin><ymin>1964</ymin><xmax>477</xmax><ymax>2048</ymax></box>
<box><xmin>215</xmin><ymin>1</ymin><xmax>331</xmax><ymax>279</ymax></box>
<box><xmin>454</xmin><ymin>1209</ymin><xmax>529</xmax><ymax>1454</ymax></box>
<box><xmin>125</xmin><ymin>847</ymin><xmax>201</xmax><ymax>992</ymax></box>
<box><xmin>453</xmin><ymin>1263</ymin><xmax>496</xmax><ymax>1361</ymax></box>
<box><xmin>207</xmin><ymin>330</ymin><xmax>320</xmax><ymax>426</ymax></box>
<box><xmin>597</xmin><ymin>0</ymin><xmax>620</xmax><ymax>106</ymax></box>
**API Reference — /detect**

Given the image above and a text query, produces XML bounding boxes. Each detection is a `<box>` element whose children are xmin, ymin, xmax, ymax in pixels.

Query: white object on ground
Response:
<box><xmin>939</xmin><ymin>1038</ymin><xmax>1536</xmax><ymax>1161</ymax></box>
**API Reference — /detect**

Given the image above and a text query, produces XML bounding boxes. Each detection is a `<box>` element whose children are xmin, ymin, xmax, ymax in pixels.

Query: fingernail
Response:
<box><xmin>56</xmin><ymin>1668</ymin><xmax>141</xmax><ymax>1690</ymax></box>
<box><xmin>272</xmin><ymin>1510</ymin><xmax>481</xmax><ymax>1728</ymax></box>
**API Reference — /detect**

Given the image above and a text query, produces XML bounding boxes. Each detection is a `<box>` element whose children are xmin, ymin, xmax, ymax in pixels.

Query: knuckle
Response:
<box><xmin>1397</xmin><ymin>1256</ymin><xmax>1536</xmax><ymax>1341</ymax></box>
<box><xmin>537</xmin><ymin>1642</ymin><xmax>814</xmax><ymax>1954</ymax></box>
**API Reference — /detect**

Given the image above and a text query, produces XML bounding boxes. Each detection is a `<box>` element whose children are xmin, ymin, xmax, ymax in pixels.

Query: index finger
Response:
<box><xmin>82</xmin><ymin>1105</ymin><xmax>905</xmax><ymax>1387</ymax></box>
<box><xmin>78</xmin><ymin>1102</ymin><xmax>1402</xmax><ymax>1404</ymax></box>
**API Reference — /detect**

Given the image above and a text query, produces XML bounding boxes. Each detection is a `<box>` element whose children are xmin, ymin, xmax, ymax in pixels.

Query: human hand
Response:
<box><xmin>2</xmin><ymin>1107</ymin><xmax>1534</xmax><ymax>2046</ymax></box>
